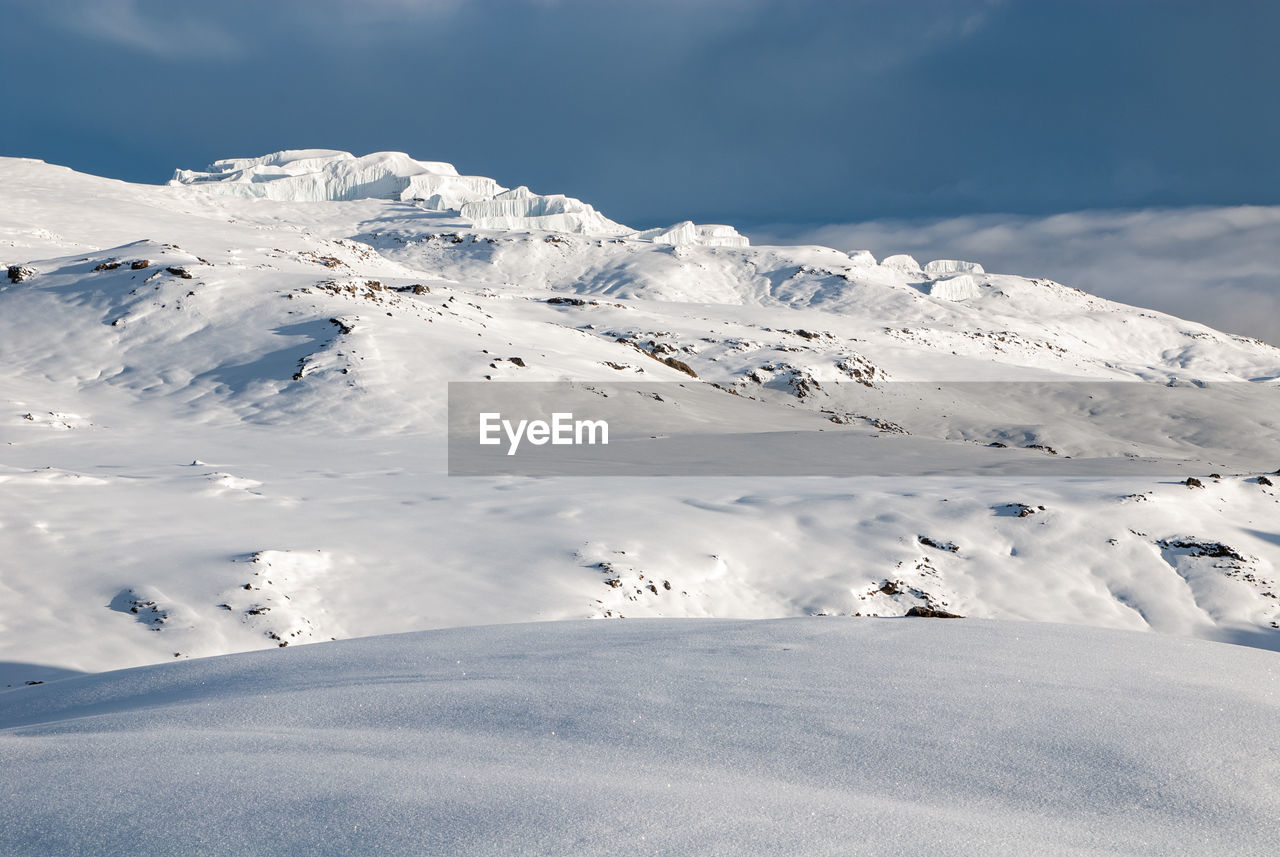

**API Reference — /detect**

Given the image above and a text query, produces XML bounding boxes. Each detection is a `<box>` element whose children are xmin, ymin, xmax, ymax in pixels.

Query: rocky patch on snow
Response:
<box><xmin>218</xmin><ymin>550</ymin><xmax>335</xmax><ymax>648</ymax></box>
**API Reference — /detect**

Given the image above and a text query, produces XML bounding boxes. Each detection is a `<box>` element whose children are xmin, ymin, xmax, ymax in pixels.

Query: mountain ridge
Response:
<box><xmin>1</xmin><ymin>152</ymin><xmax>1277</xmax><ymax>679</ymax></box>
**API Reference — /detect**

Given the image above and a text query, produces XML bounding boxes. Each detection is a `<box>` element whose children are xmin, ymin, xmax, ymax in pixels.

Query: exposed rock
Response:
<box><xmin>1158</xmin><ymin>538</ymin><xmax>1247</xmax><ymax>562</ymax></box>
<box><xmin>130</xmin><ymin>259</ymin><xmax>152</xmax><ymax>270</ymax></box>
<box><xmin>905</xmin><ymin>605</ymin><xmax>963</xmax><ymax>618</ymax></box>
<box><xmin>918</xmin><ymin>536</ymin><xmax>959</xmax><ymax>553</ymax></box>
<box><xmin>7</xmin><ymin>265</ymin><xmax>36</xmax><ymax>283</ymax></box>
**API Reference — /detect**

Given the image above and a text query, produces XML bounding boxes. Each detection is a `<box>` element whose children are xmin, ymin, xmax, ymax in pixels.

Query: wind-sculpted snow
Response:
<box><xmin>1</xmin><ymin>620</ymin><xmax>1277</xmax><ymax>856</ymax></box>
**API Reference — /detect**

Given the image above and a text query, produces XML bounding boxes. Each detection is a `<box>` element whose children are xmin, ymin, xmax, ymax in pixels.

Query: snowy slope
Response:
<box><xmin>2</xmin><ymin>618</ymin><xmax>1277</xmax><ymax>856</ymax></box>
<box><xmin>1</xmin><ymin>152</ymin><xmax>1279</xmax><ymax>684</ymax></box>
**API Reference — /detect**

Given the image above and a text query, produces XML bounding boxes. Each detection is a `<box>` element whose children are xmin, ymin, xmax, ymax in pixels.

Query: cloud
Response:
<box><xmin>750</xmin><ymin>207</ymin><xmax>1280</xmax><ymax>347</ymax></box>
<box><xmin>24</xmin><ymin>0</ymin><xmax>468</xmax><ymax>58</ymax></box>
<box><xmin>42</xmin><ymin>0</ymin><xmax>245</xmax><ymax>59</ymax></box>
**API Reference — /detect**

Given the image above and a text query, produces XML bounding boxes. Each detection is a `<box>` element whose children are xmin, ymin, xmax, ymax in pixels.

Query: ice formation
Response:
<box><xmin>925</xmin><ymin>259</ymin><xmax>986</xmax><ymax>275</ymax></box>
<box><xmin>173</xmin><ymin>150</ymin><xmax>756</xmax><ymax>242</ymax></box>
<box><xmin>927</xmin><ymin>273</ymin><xmax>982</xmax><ymax>301</ymax></box>
<box><xmin>171</xmin><ymin>149</ymin><xmax>503</xmax><ymax>208</ymax></box>
<box><xmin>632</xmin><ymin>221</ymin><xmax>750</xmax><ymax>248</ymax></box>
<box><xmin>847</xmin><ymin>249</ymin><xmax>877</xmax><ymax>266</ymax></box>
<box><xmin>881</xmin><ymin>253</ymin><xmax>922</xmax><ymax>272</ymax></box>
<box><xmin>459</xmin><ymin>186</ymin><xmax>631</xmax><ymax>235</ymax></box>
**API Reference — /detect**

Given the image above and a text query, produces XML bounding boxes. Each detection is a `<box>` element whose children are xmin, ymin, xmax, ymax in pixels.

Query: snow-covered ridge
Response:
<box><xmin>173</xmin><ymin>149</ymin><xmax>749</xmax><ymax>245</ymax></box>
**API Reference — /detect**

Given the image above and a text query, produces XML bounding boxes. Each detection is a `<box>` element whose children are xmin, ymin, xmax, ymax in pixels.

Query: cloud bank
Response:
<box><xmin>751</xmin><ymin>207</ymin><xmax>1280</xmax><ymax>347</ymax></box>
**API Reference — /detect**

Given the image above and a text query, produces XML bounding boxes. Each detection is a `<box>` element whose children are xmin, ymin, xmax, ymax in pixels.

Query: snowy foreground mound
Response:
<box><xmin>2</xmin><ymin>618</ymin><xmax>1276</xmax><ymax>856</ymax></box>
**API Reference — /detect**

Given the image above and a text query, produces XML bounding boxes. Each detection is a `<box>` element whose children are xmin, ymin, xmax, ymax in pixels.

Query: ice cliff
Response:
<box><xmin>173</xmin><ymin>150</ymin><xmax>749</xmax><ymax>243</ymax></box>
<box><xmin>171</xmin><ymin>149</ymin><xmax>503</xmax><ymax>208</ymax></box>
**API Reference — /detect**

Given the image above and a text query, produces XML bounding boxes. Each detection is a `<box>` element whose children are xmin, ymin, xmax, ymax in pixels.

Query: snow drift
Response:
<box><xmin>2</xmin><ymin>618</ymin><xmax>1275</xmax><ymax>857</ymax></box>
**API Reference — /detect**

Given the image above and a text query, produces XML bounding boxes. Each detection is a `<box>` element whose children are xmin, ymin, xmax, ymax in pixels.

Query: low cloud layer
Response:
<box><xmin>752</xmin><ymin>207</ymin><xmax>1280</xmax><ymax>347</ymax></box>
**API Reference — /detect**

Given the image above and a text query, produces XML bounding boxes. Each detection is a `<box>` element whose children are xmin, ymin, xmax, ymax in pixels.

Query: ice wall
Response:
<box><xmin>460</xmin><ymin>186</ymin><xmax>632</xmax><ymax>235</ymax></box>
<box><xmin>633</xmin><ymin>221</ymin><xmax>750</xmax><ymax>248</ymax></box>
<box><xmin>172</xmin><ymin>150</ymin><xmax>502</xmax><ymax>207</ymax></box>
<box><xmin>174</xmin><ymin>150</ymin><xmax>764</xmax><ymax>244</ymax></box>
<box><xmin>401</xmin><ymin>174</ymin><xmax>506</xmax><ymax>210</ymax></box>
<box><xmin>927</xmin><ymin>273</ymin><xmax>982</xmax><ymax>301</ymax></box>
<box><xmin>925</xmin><ymin>259</ymin><xmax>985</xmax><ymax>275</ymax></box>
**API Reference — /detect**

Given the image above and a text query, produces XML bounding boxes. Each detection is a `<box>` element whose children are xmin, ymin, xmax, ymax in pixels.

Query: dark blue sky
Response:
<box><xmin>3</xmin><ymin>0</ymin><xmax>1277</xmax><ymax>228</ymax></box>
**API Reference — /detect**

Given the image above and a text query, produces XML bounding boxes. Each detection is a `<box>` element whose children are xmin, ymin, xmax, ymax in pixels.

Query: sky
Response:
<box><xmin>2</xmin><ymin>0</ymin><xmax>1278</xmax><ymax>341</ymax></box>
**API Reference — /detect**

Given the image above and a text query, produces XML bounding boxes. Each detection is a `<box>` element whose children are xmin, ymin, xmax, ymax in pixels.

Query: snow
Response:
<box><xmin>2</xmin><ymin>151</ymin><xmax>1279</xmax><ymax>685</ymax></box>
<box><xmin>881</xmin><ymin>252</ymin><xmax>922</xmax><ymax>272</ymax></box>
<box><xmin>925</xmin><ymin>258</ymin><xmax>986</xmax><ymax>274</ymax></box>
<box><xmin>4</xmin><ymin>148</ymin><xmax>1280</xmax><ymax>853</ymax></box>
<box><xmin>1</xmin><ymin>618</ymin><xmax>1276</xmax><ymax>856</ymax></box>
<box><xmin>459</xmin><ymin>185</ymin><xmax>632</xmax><ymax>235</ymax></box>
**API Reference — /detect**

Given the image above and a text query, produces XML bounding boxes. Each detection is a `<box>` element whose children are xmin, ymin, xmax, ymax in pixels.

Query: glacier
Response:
<box><xmin>171</xmin><ymin>149</ymin><xmax>504</xmax><ymax>207</ymax></box>
<box><xmin>458</xmin><ymin>185</ymin><xmax>632</xmax><ymax>235</ymax></box>
<box><xmin>924</xmin><ymin>258</ymin><xmax>986</xmax><ymax>274</ymax></box>
<box><xmin>173</xmin><ymin>149</ymin><xmax>755</xmax><ymax>241</ymax></box>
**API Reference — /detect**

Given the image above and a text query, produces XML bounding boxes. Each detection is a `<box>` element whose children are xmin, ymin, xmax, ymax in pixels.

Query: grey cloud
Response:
<box><xmin>43</xmin><ymin>0</ymin><xmax>246</xmax><ymax>59</ymax></box>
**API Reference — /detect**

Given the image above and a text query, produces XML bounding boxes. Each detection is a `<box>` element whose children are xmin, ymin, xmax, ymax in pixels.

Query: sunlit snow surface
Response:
<box><xmin>2</xmin><ymin>619</ymin><xmax>1277</xmax><ymax>856</ymax></box>
<box><xmin>1</xmin><ymin>152</ymin><xmax>1279</xmax><ymax>676</ymax></box>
